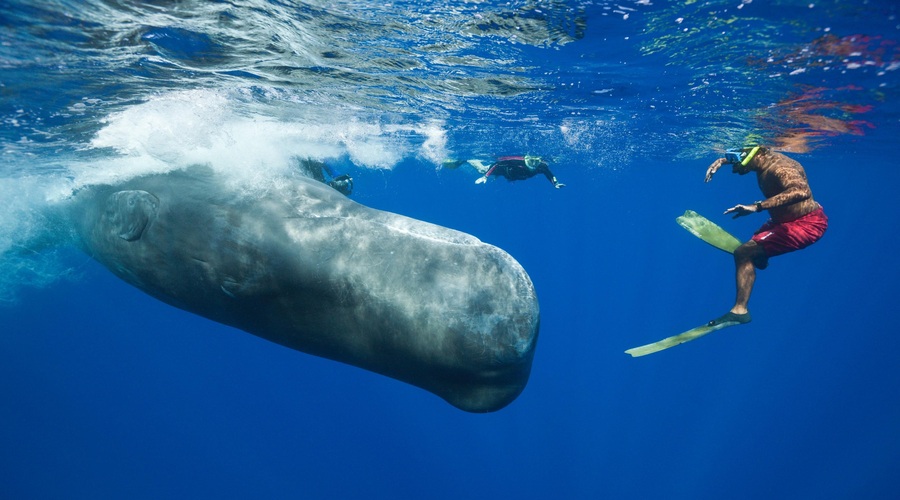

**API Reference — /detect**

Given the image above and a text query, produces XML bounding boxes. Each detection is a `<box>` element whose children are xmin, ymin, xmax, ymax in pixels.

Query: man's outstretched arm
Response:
<box><xmin>705</xmin><ymin>158</ymin><xmax>728</xmax><ymax>182</ymax></box>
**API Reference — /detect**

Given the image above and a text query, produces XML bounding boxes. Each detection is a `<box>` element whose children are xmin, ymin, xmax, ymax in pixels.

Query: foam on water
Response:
<box><xmin>0</xmin><ymin>175</ymin><xmax>84</xmax><ymax>304</ymax></box>
<box><xmin>79</xmin><ymin>88</ymin><xmax>448</xmax><ymax>186</ymax></box>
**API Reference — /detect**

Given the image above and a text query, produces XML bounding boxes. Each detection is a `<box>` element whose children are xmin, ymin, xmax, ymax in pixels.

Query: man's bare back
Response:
<box><xmin>752</xmin><ymin>150</ymin><xmax>818</xmax><ymax>223</ymax></box>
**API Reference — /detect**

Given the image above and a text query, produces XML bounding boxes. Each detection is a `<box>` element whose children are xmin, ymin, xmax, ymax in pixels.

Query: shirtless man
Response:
<box><xmin>704</xmin><ymin>146</ymin><xmax>828</xmax><ymax>326</ymax></box>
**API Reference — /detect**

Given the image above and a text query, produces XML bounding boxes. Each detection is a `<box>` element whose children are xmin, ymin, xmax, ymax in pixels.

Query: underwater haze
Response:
<box><xmin>2</xmin><ymin>0</ymin><xmax>899</xmax><ymax>498</ymax></box>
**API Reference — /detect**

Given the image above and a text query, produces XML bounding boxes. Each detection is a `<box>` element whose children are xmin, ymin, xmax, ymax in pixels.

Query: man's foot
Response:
<box><xmin>708</xmin><ymin>311</ymin><xmax>752</xmax><ymax>327</ymax></box>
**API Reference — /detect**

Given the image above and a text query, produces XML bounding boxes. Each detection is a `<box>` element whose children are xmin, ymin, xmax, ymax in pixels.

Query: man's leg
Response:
<box><xmin>732</xmin><ymin>241</ymin><xmax>766</xmax><ymax>315</ymax></box>
<box><xmin>708</xmin><ymin>241</ymin><xmax>761</xmax><ymax>326</ymax></box>
<box><xmin>466</xmin><ymin>159</ymin><xmax>490</xmax><ymax>174</ymax></box>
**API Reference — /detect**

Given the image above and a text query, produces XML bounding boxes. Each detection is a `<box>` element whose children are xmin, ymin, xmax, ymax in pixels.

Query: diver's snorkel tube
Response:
<box><xmin>740</xmin><ymin>145</ymin><xmax>760</xmax><ymax>166</ymax></box>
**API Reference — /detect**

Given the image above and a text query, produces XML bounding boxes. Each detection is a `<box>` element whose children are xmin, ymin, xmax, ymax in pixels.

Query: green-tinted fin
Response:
<box><xmin>625</xmin><ymin>320</ymin><xmax>740</xmax><ymax>357</ymax></box>
<box><xmin>676</xmin><ymin>210</ymin><xmax>741</xmax><ymax>254</ymax></box>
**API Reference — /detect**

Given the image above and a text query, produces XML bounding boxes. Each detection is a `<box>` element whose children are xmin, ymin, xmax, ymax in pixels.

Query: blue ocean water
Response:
<box><xmin>2</xmin><ymin>0</ymin><xmax>899</xmax><ymax>498</ymax></box>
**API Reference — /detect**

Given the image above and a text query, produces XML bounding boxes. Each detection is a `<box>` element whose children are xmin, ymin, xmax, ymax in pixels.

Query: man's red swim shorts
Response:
<box><xmin>751</xmin><ymin>205</ymin><xmax>828</xmax><ymax>257</ymax></box>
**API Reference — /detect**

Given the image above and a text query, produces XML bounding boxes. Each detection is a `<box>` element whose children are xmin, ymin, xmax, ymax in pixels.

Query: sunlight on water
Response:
<box><xmin>0</xmin><ymin>0</ymin><xmax>897</xmax><ymax>303</ymax></box>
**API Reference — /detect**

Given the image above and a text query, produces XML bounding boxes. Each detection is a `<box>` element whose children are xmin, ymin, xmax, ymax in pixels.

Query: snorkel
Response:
<box><xmin>524</xmin><ymin>155</ymin><xmax>541</xmax><ymax>170</ymax></box>
<box><xmin>724</xmin><ymin>145</ymin><xmax>761</xmax><ymax>166</ymax></box>
<box><xmin>740</xmin><ymin>145</ymin><xmax>760</xmax><ymax>166</ymax></box>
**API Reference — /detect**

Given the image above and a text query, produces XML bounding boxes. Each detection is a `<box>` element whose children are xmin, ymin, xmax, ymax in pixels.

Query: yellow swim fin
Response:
<box><xmin>676</xmin><ymin>210</ymin><xmax>741</xmax><ymax>254</ymax></box>
<box><xmin>625</xmin><ymin>319</ymin><xmax>743</xmax><ymax>357</ymax></box>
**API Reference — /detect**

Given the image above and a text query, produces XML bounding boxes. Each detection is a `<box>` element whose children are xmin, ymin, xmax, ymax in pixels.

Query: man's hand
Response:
<box><xmin>705</xmin><ymin>158</ymin><xmax>727</xmax><ymax>183</ymax></box>
<box><xmin>724</xmin><ymin>203</ymin><xmax>758</xmax><ymax>218</ymax></box>
<box><xmin>475</xmin><ymin>176</ymin><xmax>487</xmax><ymax>184</ymax></box>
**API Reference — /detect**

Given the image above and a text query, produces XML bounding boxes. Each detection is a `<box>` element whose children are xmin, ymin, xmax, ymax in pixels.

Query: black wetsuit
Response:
<box><xmin>485</xmin><ymin>156</ymin><xmax>559</xmax><ymax>186</ymax></box>
<box><xmin>298</xmin><ymin>159</ymin><xmax>353</xmax><ymax>195</ymax></box>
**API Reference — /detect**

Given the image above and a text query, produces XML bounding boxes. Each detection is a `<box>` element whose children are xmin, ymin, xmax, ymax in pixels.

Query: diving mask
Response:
<box><xmin>724</xmin><ymin>146</ymin><xmax>760</xmax><ymax>166</ymax></box>
<box><xmin>524</xmin><ymin>156</ymin><xmax>542</xmax><ymax>169</ymax></box>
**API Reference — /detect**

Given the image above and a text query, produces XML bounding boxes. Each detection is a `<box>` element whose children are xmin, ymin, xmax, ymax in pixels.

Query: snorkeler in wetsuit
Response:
<box><xmin>297</xmin><ymin>158</ymin><xmax>354</xmax><ymax>196</ymax></box>
<box><xmin>444</xmin><ymin>156</ymin><xmax>564</xmax><ymax>188</ymax></box>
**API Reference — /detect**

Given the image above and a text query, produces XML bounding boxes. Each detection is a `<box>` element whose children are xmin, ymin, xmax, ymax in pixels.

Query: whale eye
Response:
<box><xmin>104</xmin><ymin>190</ymin><xmax>160</xmax><ymax>241</ymax></box>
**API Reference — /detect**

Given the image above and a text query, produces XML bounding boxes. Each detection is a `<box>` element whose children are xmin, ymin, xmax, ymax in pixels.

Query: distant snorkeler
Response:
<box><xmin>443</xmin><ymin>155</ymin><xmax>565</xmax><ymax>189</ymax></box>
<box><xmin>297</xmin><ymin>158</ymin><xmax>354</xmax><ymax>196</ymax></box>
<box><xmin>704</xmin><ymin>145</ymin><xmax>828</xmax><ymax>326</ymax></box>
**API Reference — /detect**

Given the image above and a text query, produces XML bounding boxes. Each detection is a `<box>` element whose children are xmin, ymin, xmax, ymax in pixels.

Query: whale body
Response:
<box><xmin>64</xmin><ymin>167</ymin><xmax>539</xmax><ymax>412</ymax></box>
